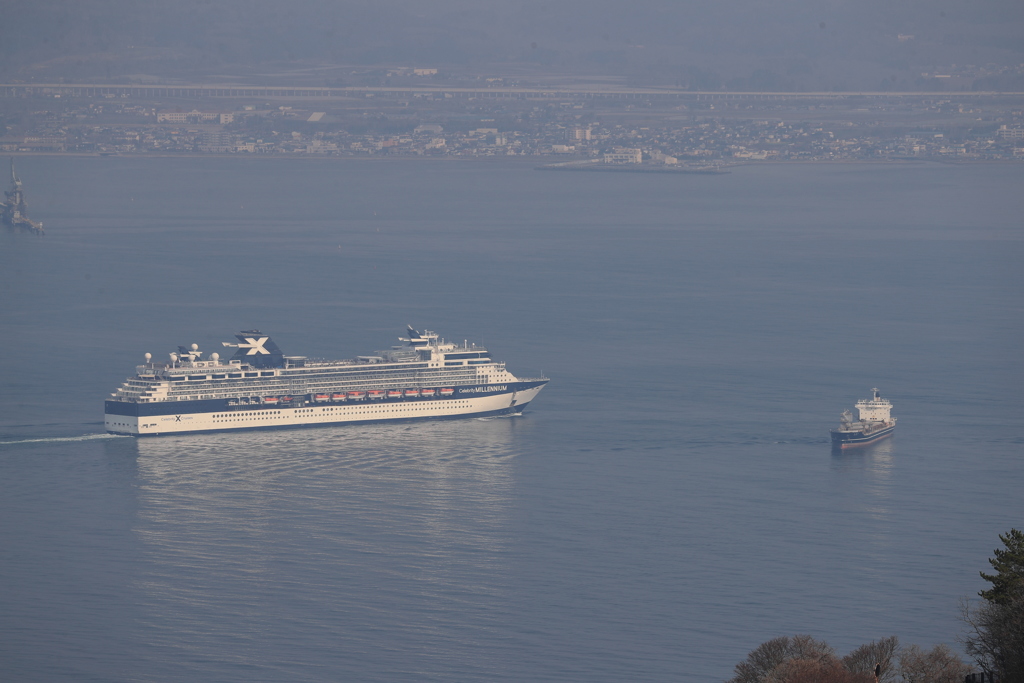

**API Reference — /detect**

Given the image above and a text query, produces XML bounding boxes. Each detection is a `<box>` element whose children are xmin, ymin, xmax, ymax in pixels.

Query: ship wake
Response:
<box><xmin>0</xmin><ymin>433</ymin><xmax>132</xmax><ymax>446</ymax></box>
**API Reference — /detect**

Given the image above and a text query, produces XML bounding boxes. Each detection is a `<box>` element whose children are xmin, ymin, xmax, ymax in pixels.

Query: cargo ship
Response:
<box><xmin>105</xmin><ymin>327</ymin><xmax>548</xmax><ymax>436</ymax></box>
<box><xmin>830</xmin><ymin>388</ymin><xmax>896</xmax><ymax>449</ymax></box>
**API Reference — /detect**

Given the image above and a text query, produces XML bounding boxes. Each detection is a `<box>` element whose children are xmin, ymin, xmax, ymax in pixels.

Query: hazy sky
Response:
<box><xmin>3</xmin><ymin>1</ymin><xmax>1023</xmax><ymax>89</ymax></box>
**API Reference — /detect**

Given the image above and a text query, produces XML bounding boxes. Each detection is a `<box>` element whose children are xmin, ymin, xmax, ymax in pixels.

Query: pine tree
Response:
<box><xmin>961</xmin><ymin>528</ymin><xmax>1024</xmax><ymax>681</ymax></box>
<box><xmin>979</xmin><ymin>528</ymin><xmax>1024</xmax><ymax>606</ymax></box>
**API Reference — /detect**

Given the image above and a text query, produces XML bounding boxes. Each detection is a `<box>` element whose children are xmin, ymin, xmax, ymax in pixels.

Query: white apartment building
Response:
<box><xmin>157</xmin><ymin>110</ymin><xmax>234</xmax><ymax>124</ymax></box>
<box><xmin>603</xmin><ymin>148</ymin><xmax>642</xmax><ymax>164</ymax></box>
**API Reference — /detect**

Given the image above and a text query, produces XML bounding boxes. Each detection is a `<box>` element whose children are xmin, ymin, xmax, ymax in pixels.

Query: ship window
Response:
<box><xmin>260</xmin><ymin>371</ymin><xmax>275</xmax><ymax>377</ymax></box>
<box><xmin>444</xmin><ymin>352</ymin><xmax>487</xmax><ymax>360</ymax></box>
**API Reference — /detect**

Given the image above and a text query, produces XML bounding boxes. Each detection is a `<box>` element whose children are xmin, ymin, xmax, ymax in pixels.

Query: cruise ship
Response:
<box><xmin>105</xmin><ymin>327</ymin><xmax>549</xmax><ymax>436</ymax></box>
<box><xmin>830</xmin><ymin>388</ymin><xmax>896</xmax><ymax>449</ymax></box>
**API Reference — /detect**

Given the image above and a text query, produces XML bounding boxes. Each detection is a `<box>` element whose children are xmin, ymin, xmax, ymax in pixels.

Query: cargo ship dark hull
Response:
<box><xmin>830</xmin><ymin>424</ymin><xmax>895</xmax><ymax>449</ymax></box>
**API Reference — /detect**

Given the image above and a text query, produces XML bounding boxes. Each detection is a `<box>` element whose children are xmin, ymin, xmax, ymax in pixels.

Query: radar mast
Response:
<box><xmin>1</xmin><ymin>158</ymin><xmax>44</xmax><ymax>235</ymax></box>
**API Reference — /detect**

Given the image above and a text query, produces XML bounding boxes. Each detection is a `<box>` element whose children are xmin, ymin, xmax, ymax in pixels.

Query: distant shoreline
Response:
<box><xmin>4</xmin><ymin>151</ymin><xmax>1021</xmax><ymax>166</ymax></box>
<box><xmin>536</xmin><ymin>162</ymin><xmax>731</xmax><ymax>174</ymax></box>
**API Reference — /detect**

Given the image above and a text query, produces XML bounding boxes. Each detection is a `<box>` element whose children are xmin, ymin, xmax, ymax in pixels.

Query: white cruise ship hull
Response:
<box><xmin>106</xmin><ymin>381</ymin><xmax>546</xmax><ymax>436</ymax></box>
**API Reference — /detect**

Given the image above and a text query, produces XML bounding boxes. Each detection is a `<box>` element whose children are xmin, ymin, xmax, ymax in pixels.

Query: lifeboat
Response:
<box><xmin>387</xmin><ymin>390</ymin><xmax>403</xmax><ymax>399</ymax></box>
<box><xmin>264</xmin><ymin>397</ymin><xmax>279</xmax><ymax>405</ymax></box>
<box><xmin>280</xmin><ymin>396</ymin><xmax>293</xmax><ymax>402</ymax></box>
<box><xmin>420</xmin><ymin>388</ymin><xmax>436</xmax><ymax>398</ymax></box>
<box><xmin>404</xmin><ymin>389</ymin><xmax>420</xmax><ymax>398</ymax></box>
<box><xmin>367</xmin><ymin>390</ymin><xmax>385</xmax><ymax>399</ymax></box>
<box><xmin>314</xmin><ymin>394</ymin><xmax>330</xmax><ymax>402</ymax></box>
<box><xmin>439</xmin><ymin>388</ymin><xmax>455</xmax><ymax>397</ymax></box>
<box><xmin>331</xmin><ymin>393</ymin><xmax>346</xmax><ymax>402</ymax></box>
<box><xmin>347</xmin><ymin>391</ymin><xmax>366</xmax><ymax>400</ymax></box>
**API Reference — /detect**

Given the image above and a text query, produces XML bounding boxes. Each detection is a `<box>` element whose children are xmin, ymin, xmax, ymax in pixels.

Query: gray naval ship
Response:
<box><xmin>1</xmin><ymin>159</ymin><xmax>44</xmax><ymax>235</ymax></box>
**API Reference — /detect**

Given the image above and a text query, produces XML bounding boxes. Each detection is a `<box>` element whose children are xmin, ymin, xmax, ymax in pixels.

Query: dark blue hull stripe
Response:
<box><xmin>106</xmin><ymin>380</ymin><xmax>548</xmax><ymax>418</ymax></box>
<box><xmin>109</xmin><ymin>403</ymin><xmax>532</xmax><ymax>437</ymax></box>
<box><xmin>830</xmin><ymin>426</ymin><xmax>895</xmax><ymax>447</ymax></box>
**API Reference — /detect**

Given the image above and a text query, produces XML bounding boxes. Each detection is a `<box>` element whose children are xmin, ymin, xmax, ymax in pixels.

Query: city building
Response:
<box><xmin>568</xmin><ymin>127</ymin><xmax>592</xmax><ymax>141</ymax></box>
<box><xmin>603</xmin><ymin>147</ymin><xmax>642</xmax><ymax>164</ymax></box>
<box><xmin>998</xmin><ymin>125</ymin><xmax>1024</xmax><ymax>140</ymax></box>
<box><xmin>198</xmin><ymin>132</ymin><xmax>236</xmax><ymax>152</ymax></box>
<box><xmin>157</xmin><ymin>110</ymin><xmax>234</xmax><ymax>124</ymax></box>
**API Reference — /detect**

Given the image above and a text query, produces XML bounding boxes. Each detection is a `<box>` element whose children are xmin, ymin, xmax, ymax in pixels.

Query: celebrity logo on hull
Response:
<box><xmin>459</xmin><ymin>385</ymin><xmax>508</xmax><ymax>394</ymax></box>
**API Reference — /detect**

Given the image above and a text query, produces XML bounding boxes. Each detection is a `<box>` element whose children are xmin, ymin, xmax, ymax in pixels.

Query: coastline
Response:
<box><xmin>535</xmin><ymin>162</ymin><xmax>731</xmax><ymax>174</ymax></box>
<box><xmin>4</xmin><ymin>151</ymin><xmax>1020</xmax><ymax>166</ymax></box>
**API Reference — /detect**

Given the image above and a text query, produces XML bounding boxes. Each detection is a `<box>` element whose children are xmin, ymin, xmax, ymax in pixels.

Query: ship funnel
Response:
<box><xmin>224</xmin><ymin>331</ymin><xmax>285</xmax><ymax>368</ymax></box>
<box><xmin>402</xmin><ymin>325</ymin><xmax>432</xmax><ymax>347</ymax></box>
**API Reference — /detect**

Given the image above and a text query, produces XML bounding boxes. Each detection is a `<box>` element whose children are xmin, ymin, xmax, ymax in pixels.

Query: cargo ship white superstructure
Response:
<box><xmin>829</xmin><ymin>388</ymin><xmax>897</xmax><ymax>449</ymax></box>
<box><xmin>105</xmin><ymin>327</ymin><xmax>548</xmax><ymax>436</ymax></box>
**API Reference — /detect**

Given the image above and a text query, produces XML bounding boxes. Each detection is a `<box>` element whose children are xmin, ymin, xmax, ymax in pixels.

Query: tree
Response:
<box><xmin>728</xmin><ymin>635</ymin><xmax>884</xmax><ymax>683</ymax></box>
<box><xmin>961</xmin><ymin>528</ymin><xmax>1024</xmax><ymax>681</ymax></box>
<box><xmin>979</xmin><ymin>528</ymin><xmax>1024</xmax><ymax>606</ymax></box>
<box><xmin>896</xmin><ymin>643</ymin><xmax>972</xmax><ymax>683</ymax></box>
<box><xmin>767</xmin><ymin>656</ymin><xmax>869</xmax><ymax>683</ymax></box>
<box><xmin>842</xmin><ymin>636</ymin><xmax>900</xmax><ymax>683</ymax></box>
<box><xmin>729</xmin><ymin>635</ymin><xmax>974</xmax><ymax>683</ymax></box>
<box><xmin>961</xmin><ymin>586</ymin><xmax>1024</xmax><ymax>681</ymax></box>
<box><xmin>729</xmin><ymin>635</ymin><xmax>837</xmax><ymax>683</ymax></box>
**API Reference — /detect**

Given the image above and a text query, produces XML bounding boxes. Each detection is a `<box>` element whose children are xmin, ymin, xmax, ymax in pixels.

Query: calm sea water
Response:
<box><xmin>1</xmin><ymin>157</ymin><xmax>1022</xmax><ymax>682</ymax></box>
